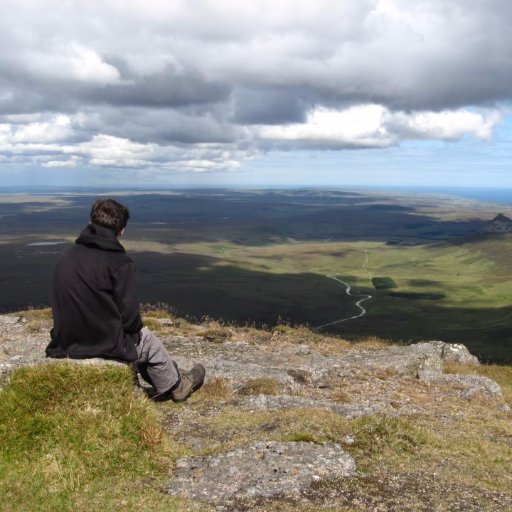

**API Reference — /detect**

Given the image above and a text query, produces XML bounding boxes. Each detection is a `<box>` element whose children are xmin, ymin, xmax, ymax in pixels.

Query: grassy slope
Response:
<box><xmin>1</xmin><ymin>309</ymin><xmax>511</xmax><ymax>511</ymax></box>
<box><xmin>0</xmin><ymin>363</ymin><xmax>195</xmax><ymax>512</ymax></box>
<box><xmin>163</xmin><ymin>236</ymin><xmax>512</xmax><ymax>361</ymax></box>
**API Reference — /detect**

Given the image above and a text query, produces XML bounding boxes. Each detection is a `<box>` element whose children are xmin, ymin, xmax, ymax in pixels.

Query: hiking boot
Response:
<box><xmin>171</xmin><ymin>364</ymin><xmax>206</xmax><ymax>403</ymax></box>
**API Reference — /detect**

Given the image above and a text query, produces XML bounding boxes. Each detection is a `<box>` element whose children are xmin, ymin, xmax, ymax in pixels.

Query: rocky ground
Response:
<box><xmin>1</xmin><ymin>312</ymin><xmax>511</xmax><ymax>511</ymax></box>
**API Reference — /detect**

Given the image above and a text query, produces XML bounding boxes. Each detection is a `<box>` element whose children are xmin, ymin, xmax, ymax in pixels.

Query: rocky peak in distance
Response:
<box><xmin>483</xmin><ymin>213</ymin><xmax>512</xmax><ymax>233</ymax></box>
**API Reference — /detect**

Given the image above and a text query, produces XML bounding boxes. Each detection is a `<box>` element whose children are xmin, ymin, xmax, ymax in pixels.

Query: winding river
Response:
<box><xmin>315</xmin><ymin>251</ymin><xmax>373</xmax><ymax>331</ymax></box>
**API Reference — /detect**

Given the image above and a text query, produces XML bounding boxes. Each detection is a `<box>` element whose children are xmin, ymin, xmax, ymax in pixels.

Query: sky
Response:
<box><xmin>1</xmin><ymin>0</ymin><xmax>512</xmax><ymax>189</ymax></box>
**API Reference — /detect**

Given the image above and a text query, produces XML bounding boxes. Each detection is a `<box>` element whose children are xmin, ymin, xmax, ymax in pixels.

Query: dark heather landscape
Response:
<box><xmin>1</xmin><ymin>187</ymin><xmax>512</xmax><ymax>363</ymax></box>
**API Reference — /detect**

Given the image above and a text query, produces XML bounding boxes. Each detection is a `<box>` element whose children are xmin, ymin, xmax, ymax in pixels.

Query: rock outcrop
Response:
<box><xmin>166</xmin><ymin>337</ymin><xmax>499</xmax><ymax>404</ymax></box>
<box><xmin>0</xmin><ymin>313</ymin><xmax>508</xmax><ymax>507</ymax></box>
<box><xmin>168</xmin><ymin>441</ymin><xmax>356</xmax><ymax>502</ymax></box>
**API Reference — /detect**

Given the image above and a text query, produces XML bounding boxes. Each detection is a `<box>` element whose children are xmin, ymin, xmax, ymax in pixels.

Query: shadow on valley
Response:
<box><xmin>1</xmin><ymin>245</ymin><xmax>511</xmax><ymax>363</ymax></box>
<box><xmin>134</xmin><ymin>251</ymin><xmax>512</xmax><ymax>364</ymax></box>
<box><xmin>0</xmin><ymin>189</ymin><xmax>509</xmax><ymax>364</ymax></box>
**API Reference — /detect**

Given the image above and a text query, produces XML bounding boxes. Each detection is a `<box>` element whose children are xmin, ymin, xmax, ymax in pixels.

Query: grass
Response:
<box><xmin>238</xmin><ymin>378</ymin><xmax>281</xmax><ymax>396</ymax></box>
<box><xmin>1</xmin><ymin>332</ymin><xmax>511</xmax><ymax>510</ymax></box>
<box><xmin>198</xmin><ymin>377</ymin><xmax>233</xmax><ymax>402</ymax></box>
<box><xmin>146</xmin><ymin>236</ymin><xmax>512</xmax><ymax>362</ymax></box>
<box><xmin>198</xmin><ymin>327</ymin><xmax>233</xmax><ymax>343</ymax></box>
<box><xmin>0</xmin><ymin>363</ymin><xmax>199</xmax><ymax>512</ymax></box>
<box><xmin>169</xmin><ymin>407</ymin><xmax>354</xmax><ymax>454</ymax></box>
<box><xmin>351</xmin><ymin>414</ymin><xmax>430</xmax><ymax>456</ymax></box>
<box><xmin>330</xmin><ymin>388</ymin><xmax>353</xmax><ymax>403</ymax></box>
<box><xmin>10</xmin><ymin>307</ymin><xmax>53</xmax><ymax>333</ymax></box>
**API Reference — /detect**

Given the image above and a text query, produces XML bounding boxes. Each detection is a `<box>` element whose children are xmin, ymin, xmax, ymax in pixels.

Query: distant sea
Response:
<box><xmin>329</xmin><ymin>186</ymin><xmax>512</xmax><ymax>206</ymax></box>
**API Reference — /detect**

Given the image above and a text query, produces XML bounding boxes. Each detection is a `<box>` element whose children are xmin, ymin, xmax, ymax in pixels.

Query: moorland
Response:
<box><xmin>0</xmin><ymin>187</ymin><xmax>511</xmax><ymax>363</ymax></box>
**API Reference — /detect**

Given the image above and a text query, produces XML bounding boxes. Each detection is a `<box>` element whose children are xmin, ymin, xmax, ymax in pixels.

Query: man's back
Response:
<box><xmin>46</xmin><ymin>223</ymin><xmax>142</xmax><ymax>362</ymax></box>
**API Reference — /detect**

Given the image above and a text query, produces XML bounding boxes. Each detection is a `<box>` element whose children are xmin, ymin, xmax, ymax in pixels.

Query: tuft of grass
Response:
<box><xmin>199</xmin><ymin>327</ymin><xmax>232</xmax><ymax>343</ymax></box>
<box><xmin>284</xmin><ymin>432</ymin><xmax>321</xmax><ymax>443</ymax></box>
<box><xmin>141</xmin><ymin>313</ymin><xmax>196</xmax><ymax>336</ymax></box>
<box><xmin>330</xmin><ymin>388</ymin><xmax>353</xmax><ymax>403</ymax></box>
<box><xmin>351</xmin><ymin>336</ymin><xmax>394</xmax><ymax>350</ymax></box>
<box><xmin>0</xmin><ymin>363</ymin><xmax>197</xmax><ymax>512</ymax></box>
<box><xmin>140</xmin><ymin>307</ymin><xmax>173</xmax><ymax>319</ymax></box>
<box><xmin>238</xmin><ymin>378</ymin><xmax>281</xmax><ymax>396</ymax></box>
<box><xmin>351</xmin><ymin>414</ymin><xmax>430</xmax><ymax>456</ymax></box>
<box><xmin>197</xmin><ymin>377</ymin><xmax>233</xmax><ymax>402</ymax></box>
<box><xmin>13</xmin><ymin>307</ymin><xmax>53</xmax><ymax>333</ymax></box>
<box><xmin>271</xmin><ymin>324</ymin><xmax>295</xmax><ymax>335</ymax></box>
<box><xmin>142</xmin><ymin>317</ymin><xmax>166</xmax><ymax>332</ymax></box>
<box><xmin>13</xmin><ymin>307</ymin><xmax>53</xmax><ymax>321</ymax></box>
<box><xmin>140</xmin><ymin>304</ymin><xmax>199</xmax><ymax>336</ymax></box>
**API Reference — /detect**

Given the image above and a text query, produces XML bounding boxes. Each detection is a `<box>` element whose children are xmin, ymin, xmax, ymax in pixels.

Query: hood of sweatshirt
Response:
<box><xmin>76</xmin><ymin>223</ymin><xmax>125</xmax><ymax>252</ymax></box>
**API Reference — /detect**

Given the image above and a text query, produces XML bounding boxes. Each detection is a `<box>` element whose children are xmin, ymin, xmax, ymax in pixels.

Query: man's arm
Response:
<box><xmin>113</xmin><ymin>261</ymin><xmax>144</xmax><ymax>334</ymax></box>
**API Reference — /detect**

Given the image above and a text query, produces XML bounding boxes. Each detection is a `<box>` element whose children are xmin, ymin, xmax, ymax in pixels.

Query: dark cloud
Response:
<box><xmin>1</xmin><ymin>0</ymin><xmax>511</xmax><ymax>172</ymax></box>
<box><xmin>89</xmin><ymin>66</ymin><xmax>230</xmax><ymax>108</ymax></box>
<box><xmin>3</xmin><ymin>0</ymin><xmax>512</xmax><ymax>114</ymax></box>
<box><xmin>231</xmin><ymin>87</ymin><xmax>309</xmax><ymax>125</ymax></box>
<box><xmin>0</xmin><ymin>64</ymin><xmax>229</xmax><ymax>113</ymax></box>
<box><xmin>91</xmin><ymin>106</ymin><xmax>246</xmax><ymax>145</ymax></box>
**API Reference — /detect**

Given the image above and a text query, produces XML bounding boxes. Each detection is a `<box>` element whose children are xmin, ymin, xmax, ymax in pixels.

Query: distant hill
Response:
<box><xmin>483</xmin><ymin>213</ymin><xmax>512</xmax><ymax>233</ymax></box>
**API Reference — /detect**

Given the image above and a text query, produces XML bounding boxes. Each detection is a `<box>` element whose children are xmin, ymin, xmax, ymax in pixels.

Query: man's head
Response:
<box><xmin>90</xmin><ymin>198</ymin><xmax>130</xmax><ymax>236</ymax></box>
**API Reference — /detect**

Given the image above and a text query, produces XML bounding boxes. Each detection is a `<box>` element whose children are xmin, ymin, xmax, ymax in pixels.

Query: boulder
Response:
<box><xmin>340</xmin><ymin>341</ymin><xmax>479</xmax><ymax>379</ymax></box>
<box><xmin>421</xmin><ymin>373</ymin><xmax>503</xmax><ymax>400</ymax></box>
<box><xmin>168</xmin><ymin>441</ymin><xmax>356</xmax><ymax>502</ymax></box>
<box><xmin>440</xmin><ymin>343</ymin><xmax>480</xmax><ymax>366</ymax></box>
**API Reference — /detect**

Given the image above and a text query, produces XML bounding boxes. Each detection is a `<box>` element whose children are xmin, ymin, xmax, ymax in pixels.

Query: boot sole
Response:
<box><xmin>171</xmin><ymin>391</ymin><xmax>193</xmax><ymax>403</ymax></box>
<box><xmin>172</xmin><ymin>365</ymin><xmax>206</xmax><ymax>403</ymax></box>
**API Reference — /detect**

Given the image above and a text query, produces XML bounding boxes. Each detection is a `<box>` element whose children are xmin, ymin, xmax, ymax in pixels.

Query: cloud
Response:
<box><xmin>42</xmin><ymin>156</ymin><xmax>80</xmax><ymax>168</ymax></box>
<box><xmin>0</xmin><ymin>126</ymin><xmax>250</xmax><ymax>172</ymax></box>
<box><xmin>87</xmin><ymin>66</ymin><xmax>229</xmax><ymax>108</ymax></box>
<box><xmin>258</xmin><ymin>105</ymin><xmax>391</xmax><ymax>148</ymax></box>
<box><xmin>0</xmin><ymin>0</ymin><xmax>511</xmax><ymax>175</ymax></box>
<box><xmin>27</xmin><ymin>43</ymin><xmax>121</xmax><ymax>84</ymax></box>
<box><xmin>231</xmin><ymin>87</ymin><xmax>308</xmax><ymax>125</ymax></box>
<box><xmin>258</xmin><ymin>106</ymin><xmax>501</xmax><ymax>149</ymax></box>
<box><xmin>385</xmin><ymin>110</ymin><xmax>501</xmax><ymax>141</ymax></box>
<box><xmin>6</xmin><ymin>115</ymin><xmax>74</xmax><ymax>144</ymax></box>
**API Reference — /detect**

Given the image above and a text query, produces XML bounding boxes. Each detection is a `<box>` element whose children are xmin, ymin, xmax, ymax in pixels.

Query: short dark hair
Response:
<box><xmin>90</xmin><ymin>198</ymin><xmax>130</xmax><ymax>234</ymax></box>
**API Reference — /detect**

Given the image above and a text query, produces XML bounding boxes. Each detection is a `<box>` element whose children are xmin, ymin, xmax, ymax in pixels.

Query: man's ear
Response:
<box><xmin>119</xmin><ymin>228</ymin><xmax>126</xmax><ymax>237</ymax></box>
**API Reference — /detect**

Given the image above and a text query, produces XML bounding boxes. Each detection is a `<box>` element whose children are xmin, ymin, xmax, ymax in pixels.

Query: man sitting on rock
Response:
<box><xmin>46</xmin><ymin>198</ymin><xmax>205</xmax><ymax>402</ymax></box>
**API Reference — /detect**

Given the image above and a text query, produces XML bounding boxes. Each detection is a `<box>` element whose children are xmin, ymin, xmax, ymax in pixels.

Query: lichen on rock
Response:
<box><xmin>168</xmin><ymin>441</ymin><xmax>356</xmax><ymax>502</ymax></box>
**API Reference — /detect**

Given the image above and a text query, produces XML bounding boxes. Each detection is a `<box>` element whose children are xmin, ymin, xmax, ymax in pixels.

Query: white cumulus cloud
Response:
<box><xmin>258</xmin><ymin>106</ymin><xmax>501</xmax><ymax>148</ymax></box>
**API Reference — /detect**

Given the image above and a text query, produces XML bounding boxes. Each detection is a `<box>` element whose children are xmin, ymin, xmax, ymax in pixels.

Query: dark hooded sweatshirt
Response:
<box><xmin>46</xmin><ymin>223</ymin><xmax>142</xmax><ymax>362</ymax></box>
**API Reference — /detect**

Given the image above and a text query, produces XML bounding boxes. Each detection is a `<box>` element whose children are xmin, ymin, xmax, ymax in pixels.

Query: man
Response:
<box><xmin>46</xmin><ymin>198</ymin><xmax>205</xmax><ymax>402</ymax></box>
